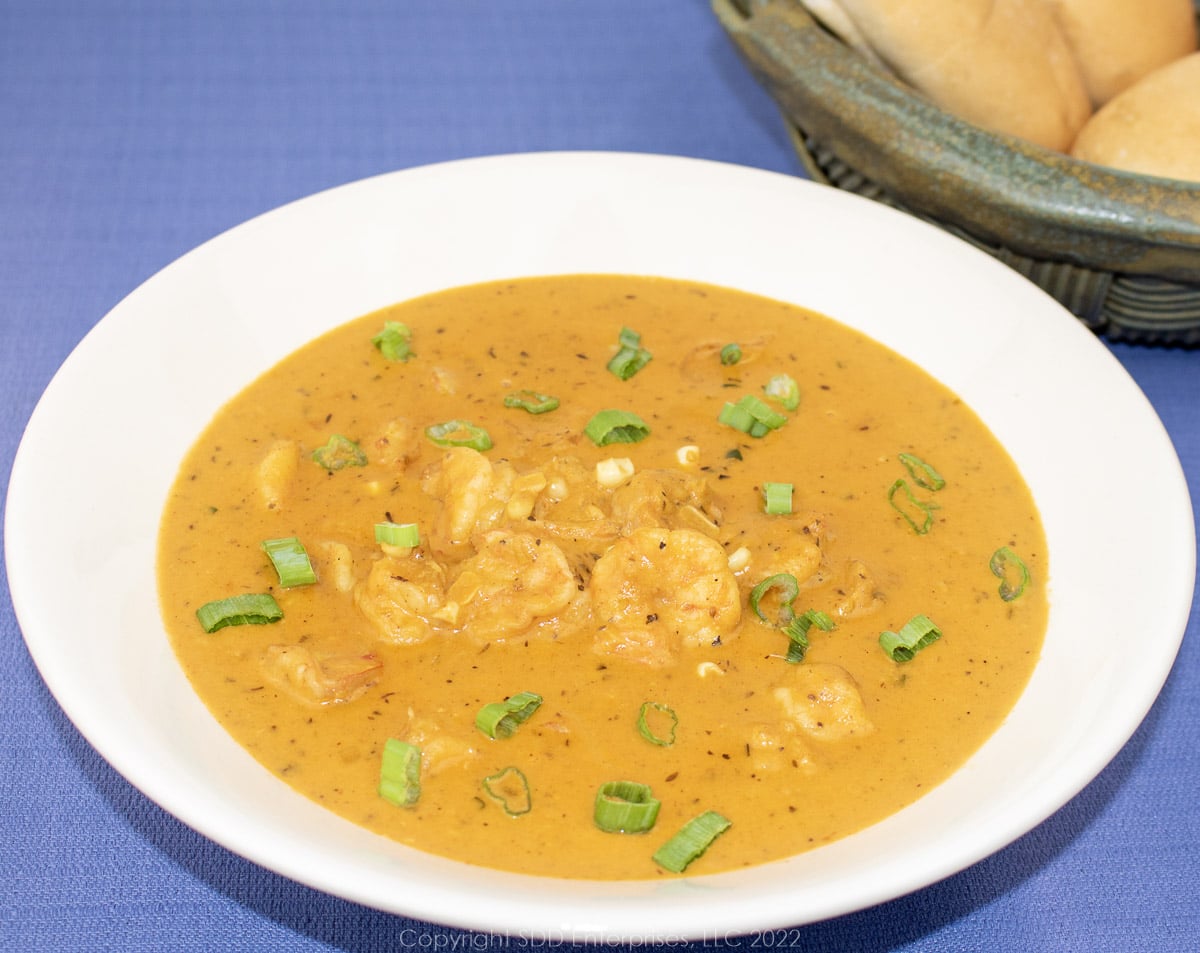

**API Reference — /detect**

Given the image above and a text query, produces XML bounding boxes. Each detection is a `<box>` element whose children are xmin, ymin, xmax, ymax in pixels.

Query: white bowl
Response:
<box><xmin>6</xmin><ymin>152</ymin><xmax>1193</xmax><ymax>942</ymax></box>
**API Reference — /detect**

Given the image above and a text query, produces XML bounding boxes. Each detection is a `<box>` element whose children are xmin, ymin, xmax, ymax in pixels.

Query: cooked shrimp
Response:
<box><xmin>420</xmin><ymin>447</ymin><xmax>514</xmax><ymax>558</ymax></box>
<box><xmin>609</xmin><ymin>469</ymin><xmax>723</xmax><ymax>536</ymax></box>
<box><xmin>829</xmin><ymin>559</ymin><xmax>885</xmax><ymax>620</ymax></box>
<box><xmin>590</xmin><ymin>528</ymin><xmax>741</xmax><ymax>666</ymax></box>
<box><xmin>368</xmin><ymin>417</ymin><xmax>420</xmax><ymax>469</ymax></box>
<box><xmin>261</xmin><ymin>644</ymin><xmax>382</xmax><ymax>705</ymax></box>
<box><xmin>257</xmin><ymin>439</ymin><xmax>300</xmax><ymax>510</ymax></box>
<box><xmin>774</xmin><ymin>663</ymin><xmax>874</xmax><ymax>741</ymax></box>
<box><xmin>746</xmin><ymin>722</ymin><xmax>818</xmax><ymax>775</ymax></box>
<box><xmin>443</xmin><ymin>530</ymin><xmax>577</xmax><ymax>642</ymax></box>
<box><xmin>314</xmin><ymin>540</ymin><xmax>356</xmax><ymax>593</ymax></box>
<box><xmin>354</xmin><ymin>551</ymin><xmax>447</xmax><ymax>645</ymax></box>
<box><xmin>735</xmin><ymin>515</ymin><xmax>829</xmax><ymax>589</ymax></box>
<box><xmin>530</xmin><ymin>456</ymin><xmax>620</xmax><ymax>543</ymax></box>
<box><xmin>405</xmin><ymin>716</ymin><xmax>479</xmax><ymax>777</ymax></box>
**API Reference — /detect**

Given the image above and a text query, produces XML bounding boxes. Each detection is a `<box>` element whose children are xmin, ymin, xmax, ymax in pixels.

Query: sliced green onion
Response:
<box><xmin>195</xmin><ymin>593</ymin><xmax>283</xmax><ymax>633</ymax></box>
<box><xmin>260</xmin><ymin>536</ymin><xmax>317</xmax><ymax>588</ymax></box>
<box><xmin>748</xmin><ymin>572</ymin><xmax>800</xmax><ymax>627</ymax></box>
<box><xmin>763</xmin><ymin>373</ymin><xmax>800</xmax><ymax>412</ymax></box>
<box><xmin>607</xmin><ymin>327</ymin><xmax>653</xmax><ymax>380</ymax></box>
<box><xmin>594</xmin><ymin>781</ymin><xmax>661</xmax><ymax>834</ymax></box>
<box><xmin>311</xmin><ymin>434</ymin><xmax>367</xmax><ymax>471</ymax></box>
<box><xmin>482</xmin><ymin>766</ymin><xmax>531</xmax><ymax>816</ymax></box>
<box><xmin>636</xmin><ymin>701</ymin><xmax>678</xmax><ymax>747</ymax></box>
<box><xmin>425</xmin><ymin>419</ymin><xmax>493</xmax><ymax>451</ymax></box>
<box><xmin>652</xmin><ymin>811</ymin><xmax>732</xmax><ymax>874</ymax></box>
<box><xmin>503</xmin><ymin>389</ymin><xmax>560</xmax><ymax>415</ymax></box>
<box><xmin>374</xmin><ymin>521</ymin><xmax>420</xmax><ymax>547</ymax></box>
<box><xmin>762</xmin><ymin>482</ymin><xmax>793</xmax><ymax>515</ymax></box>
<box><xmin>719</xmin><ymin>394</ymin><xmax>787</xmax><ymax>438</ymax></box>
<box><xmin>879</xmin><ymin>614</ymin><xmax>942</xmax><ymax>662</ymax></box>
<box><xmin>898</xmin><ymin>452</ymin><xmax>946</xmax><ymax>491</ymax></box>
<box><xmin>584</xmin><ymin>409</ymin><xmax>650</xmax><ymax>446</ymax></box>
<box><xmin>990</xmin><ymin>546</ymin><xmax>1031</xmax><ymax>601</ymax></box>
<box><xmin>887</xmin><ymin>478</ymin><xmax>938</xmax><ymax>535</ymax></box>
<box><xmin>719</xmin><ymin>343</ymin><xmax>742</xmax><ymax>366</ymax></box>
<box><xmin>378</xmin><ymin>738</ymin><xmax>422</xmax><ymax>807</ymax></box>
<box><xmin>476</xmin><ymin>691</ymin><xmax>543</xmax><ymax>739</ymax></box>
<box><xmin>371</xmin><ymin>321</ymin><xmax>414</xmax><ymax>362</ymax></box>
<box><xmin>783</xmin><ymin>608</ymin><xmax>836</xmax><ymax>664</ymax></box>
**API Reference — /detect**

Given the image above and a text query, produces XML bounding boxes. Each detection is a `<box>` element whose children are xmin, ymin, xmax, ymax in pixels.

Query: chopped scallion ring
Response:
<box><xmin>652</xmin><ymin>811</ymin><xmax>732</xmax><ymax>874</ymax></box>
<box><xmin>898</xmin><ymin>452</ymin><xmax>946</xmax><ymax>491</ymax></box>
<box><xmin>503</xmin><ymin>390</ymin><xmax>560</xmax><ymax>415</ymax></box>
<box><xmin>374</xmin><ymin>521</ymin><xmax>420</xmax><ymax>548</ymax></box>
<box><xmin>482</xmin><ymin>766</ymin><xmax>532</xmax><ymax>816</ymax></box>
<box><xmin>783</xmin><ymin>608</ymin><xmax>835</xmax><ymax>664</ymax></box>
<box><xmin>887</xmin><ymin>478</ymin><xmax>938</xmax><ymax>535</ymax></box>
<box><xmin>607</xmin><ymin>326</ymin><xmax>653</xmax><ymax>380</ymax></box>
<box><xmin>763</xmin><ymin>373</ymin><xmax>800</xmax><ymax>411</ymax></box>
<box><xmin>476</xmin><ymin>691</ymin><xmax>543</xmax><ymax>739</ymax></box>
<box><xmin>762</xmin><ymin>482</ymin><xmax>793</xmax><ymax>515</ymax></box>
<box><xmin>425</xmin><ymin>419</ymin><xmax>493</xmax><ymax>451</ymax></box>
<box><xmin>378</xmin><ymin>738</ymin><xmax>422</xmax><ymax>807</ymax></box>
<box><xmin>636</xmin><ymin>701</ymin><xmax>678</xmax><ymax>746</ymax></box>
<box><xmin>719</xmin><ymin>343</ymin><xmax>742</xmax><ymax>366</ymax></box>
<box><xmin>584</xmin><ymin>409</ymin><xmax>650</xmax><ymax>446</ymax></box>
<box><xmin>748</xmin><ymin>572</ymin><xmax>800</xmax><ymax>627</ymax></box>
<box><xmin>195</xmin><ymin>593</ymin><xmax>283</xmax><ymax>633</ymax></box>
<box><xmin>311</xmin><ymin>434</ymin><xmax>367</xmax><ymax>471</ymax></box>
<box><xmin>594</xmin><ymin>781</ymin><xmax>661</xmax><ymax>834</ymax></box>
<box><xmin>371</xmin><ymin>321</ymin><xmax>414</xmax><ymax>362</ymax></box>
<box><xmin>719</xmin><ymin>394</ymin><xmax>787</xmax><ymax>437</ymax></box>
<box><xmin>990</xmin><ymin>546</ymin><xmax>1031</xmax><ymax>601</ymax></box>
<box><xmin>879</xmin><ymin>614</ymin><xmax>942</xmax><ymax>662</ymax></box>
<box><xmin>260</xmin><ymin>536</ymin><xmax>317</xmax><ymax>588</ymax></box>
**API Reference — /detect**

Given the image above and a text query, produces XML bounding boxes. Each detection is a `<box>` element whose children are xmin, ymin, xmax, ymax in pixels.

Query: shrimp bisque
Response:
<box><xmin>157</xmin><ymin>275</ymin><xmax>1048</xmax><ymax>879</ymax></box>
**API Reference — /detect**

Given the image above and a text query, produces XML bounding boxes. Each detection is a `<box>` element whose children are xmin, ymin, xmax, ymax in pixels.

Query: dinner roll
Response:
<box><xmin>1070</xmin><ymin>52</ymin><xmax>1200</xmax><ymax>183</ymax></box>
<box><xmin>831</xmin><ymin>0</ymin><xmax>1091</xmax><ymax>150</ymax></box>
<box><xmin>1043</xmin><ymin>0</ymin><xmax>1197</xmax><ymax>106</ymax></box>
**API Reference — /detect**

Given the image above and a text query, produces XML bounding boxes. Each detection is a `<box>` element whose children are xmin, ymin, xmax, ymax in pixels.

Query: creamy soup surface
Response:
<box><xmin>158</xmin><ymin>275</ymin><xmax>1047</xmax><ymax>879</ymax></box>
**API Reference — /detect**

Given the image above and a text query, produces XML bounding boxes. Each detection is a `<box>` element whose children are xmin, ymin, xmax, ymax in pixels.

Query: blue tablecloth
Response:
<box><xmin>2</xmin><ymin>2</ymin><xmax>1198</xmax><ymax>950</ymax></box>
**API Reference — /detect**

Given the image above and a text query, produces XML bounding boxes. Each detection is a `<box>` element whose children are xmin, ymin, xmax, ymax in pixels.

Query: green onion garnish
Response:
<box><xmin>374</xmin><ymin>521</ymin><xmax>420</xmax><ymax>547</ymax></box>
<box><xmin>378</xmin><ymin>738</ymin><xmax>422</xmax><ymax>807</ymax></box>
<box><xmin>748</xmin><ymin>572</ymin><xmax>801</xmax><ymax>627</ymax></box>
<box><xmin>635</xmin><ymin>701</ymin><xmax>678</xmax><ymax>747</ymax></box>
<box><xmin>584</xmin><ymin>409</ymin><xmax>651</xmax><ymax>447</ymax></box>
<box><xmin>482</xmin><ymin>766</ymin><xmax>532</xmax><ymax>816</ymax></box>
<box><xmin>260</xmin><ymin>536</ymin><xmax>317</xmax><ymax>588</ymax></box>
<box><xmin>898</xmin><ymin>452</ymin><xmax>946</xmax><ymax>491</ymax></box>
<box><xmin>887</xmin><ymin>478</ymin><xmax>938</xmax><ymax>535</ymax></box>
<box><xmin>311</xmin><ymin>434</ymin><xmax>367</xmax><ymax>471</ymax></box>
<box><xmin>476</xmin><ymin>691</ymin><xmax>543</xmax><ymax>739</ymax></box>
<box><xmin>879</xmin><ymin>614</ymin><xmax>942</xmax><ymax>662</ymax></box>
<box><xmin>652</xmin><ymin>811</ymin><xmax>732</xmax><ymax>874</ymax></box>
<box><xmin>763</xmin><ymin>373</ymin><xmax>800</xmax><ymax>411</ymax></box>
<box><xmin>719</xmin><ymin>394</ymin><xmax>787</xmax><ymax>438</ymax></box>
<box><xmin>503</xmin><ymin>390</ymin><xmax>560</xmax><ymax>415</ymax></box>
<box><xmin>425</xmin><ymin>419</ymin><xmax>493</xmax><ymax>452</ymax></box>
<box><xmin>990</xmin><ymin>546</ymin><xmax>1031</xmax><ymax>601</ymax></box>
<box><xmin>607</xmin><ymin>327</ymin><xmax>653</xmax><ymax>380</ymax></box>
<box><xmin>195</xmin><ymin>593</ymin><xmax>283</xmax><ymax>633</ymax></box>
<box><xmin>719</xmin><ymin>343</ymin><xmax>742</xmax><ymax>366</ymax></box>
<box><xmin>594</xmin><ymin>781</ymin><xmax>661</xmax><ymax>834</ymax></box>
<box><xmin>783</xmin><ymin>608</ymin><xmax>835</xmax><ymax>664</ymax></box>
<box><xmin>762</xmin><ymin>481</ymin><xmax>793</xmax><ymax>515</ymax></box>
<box><xmin>371</xmin><ymin>321</ymin><xmax>414</xmax><ymax>362</ymax></box>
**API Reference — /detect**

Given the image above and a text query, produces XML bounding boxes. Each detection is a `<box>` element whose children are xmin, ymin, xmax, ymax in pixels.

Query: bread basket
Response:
<box><xmin>713</xmin><ymin>0</ymin><xmax>1200</xmax><ymax>344</ymax></box>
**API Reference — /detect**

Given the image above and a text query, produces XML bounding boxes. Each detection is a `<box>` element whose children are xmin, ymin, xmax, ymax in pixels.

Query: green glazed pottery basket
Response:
<box><xmin>714</xmin><ymin>0</ymin><xmax>1200</xmax><ymax>344</ymax></box>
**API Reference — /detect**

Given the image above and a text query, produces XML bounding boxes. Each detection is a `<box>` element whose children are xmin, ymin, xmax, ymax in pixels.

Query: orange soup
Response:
<box><xmin>157</xmin><ymin>275</ymin><xmax>1046</xmax><ymax>879</ymax></box>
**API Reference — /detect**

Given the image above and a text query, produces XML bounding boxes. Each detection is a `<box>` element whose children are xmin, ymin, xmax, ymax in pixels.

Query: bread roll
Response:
<box><xmin>832</xmin><ymin>0</ymin><xmax>1091</xmax><ymax>151</ymax></box>
<box><xmin>1070</xmin><ymin>52</ymin><xmax>1200</xmax><ymax>183</ymax></box>
<box><xmin>1044</xmin><ymin>0</ymin><xmax>1197</xmax><ymax>106</ymax></box>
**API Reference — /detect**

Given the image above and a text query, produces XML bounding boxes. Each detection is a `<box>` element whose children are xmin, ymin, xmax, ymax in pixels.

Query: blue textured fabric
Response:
<box><xmin>2</xmin><ymin>2</ymin><xmax>1198</xmax><ymax>951</ymax></box>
